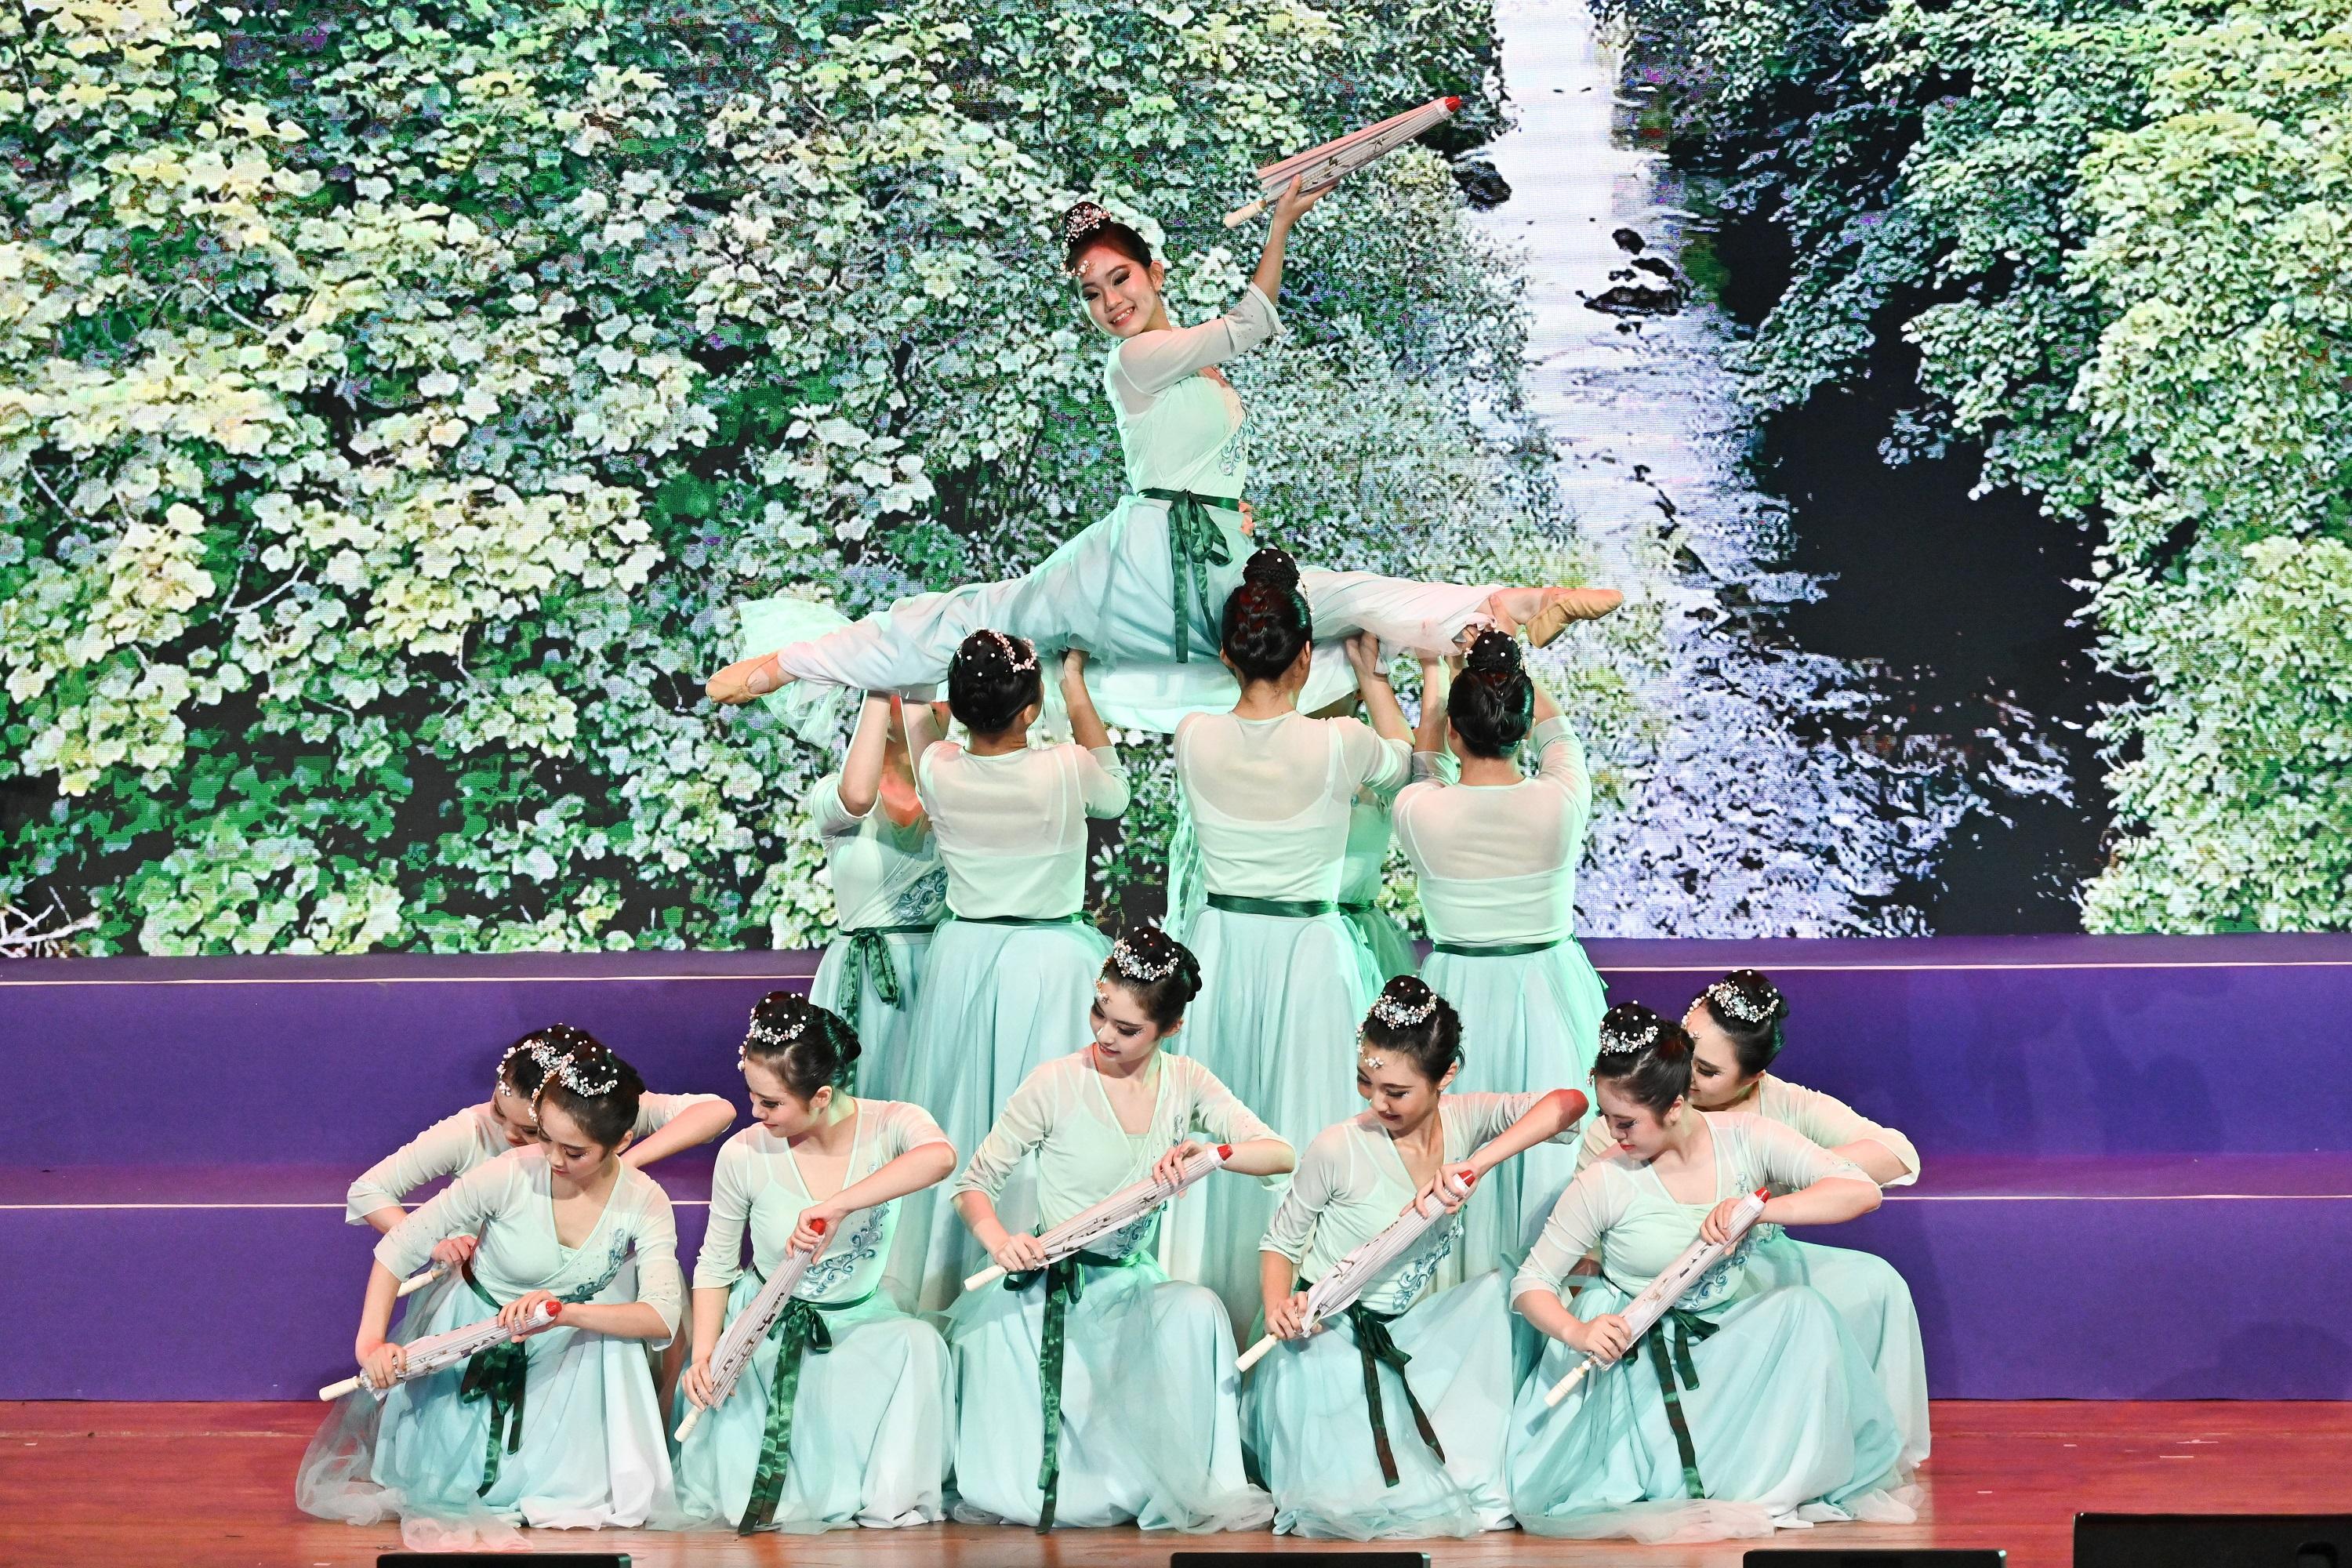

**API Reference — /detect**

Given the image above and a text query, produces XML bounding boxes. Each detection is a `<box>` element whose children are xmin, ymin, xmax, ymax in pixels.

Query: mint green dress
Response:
<box><xmin>1338</xmin><ymin>786</ymin><xmax>1417</xmax><ymax>989</ymax></box>
<box><xmin>802</xmin><ymin>773</ymin><xmax>946</xmax><ymax>1102</ymax></box>
<box><xmin>945</xmin><ymin>1049</ymin><xmax>1284</xmax><ymax>1530</ymax></box>
<box><xmin>1160</xmin><ymin>710</ymin><xmax>1410</xmax><ymax>1334</ymax></box>
<box><xmin>1580</xmin><ymin>1076</ymin><xmax>1931</xmax><ymax>1473</ymax></box>
<box><xmin>890</xmin><ymin>738</ymin><xmax>1123</xmax><ymax>1312</ymax></box>
<box><xmin>297</xmin><ymin>1149</ymin><xmax>686</xmax><ymax>1541</ymax></box>
<box><xmin>1508</xmin><ymin>1113</ymin><xmax>1914</xmax><ymax>1542</ymax></box>
<box><xmin>673</xmin><ymin>1100</ymin><xmax>956</xmax><ymax>1533</ymax></box>
<box><xmin>1247</xmin><ymin>1093</ymin><xmax>1582</xmax><ymax>1538</ymax></box>
<box><xmin>740</xmin><ymin>286</ymin><xmax>1497</xmax><ymax>730</ymax></box>
<box><xmin>1396</xmin><ymin>716</ymin><xmax>1607</xmax><ymax>1277</ymax></box>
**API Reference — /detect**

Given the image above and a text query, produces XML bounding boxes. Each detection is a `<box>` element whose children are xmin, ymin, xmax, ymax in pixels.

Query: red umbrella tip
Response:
<box><xmin>1217</xmin><ymin>1145</ymin><xmax>1233</xmax><ymax>1160</ymax></box>
<box><xmin>1444</xmin><ymin>96</ymin><xmax>1463</xmax><ymax>112</ymax></box>
<box><xmin>545</xmin><ymin>1301</ymin><xmax>563</xmax><ymax>1316</ymax></box>
<box><xmin>811</xmin><ymin>1217</ymin><xmax>829</xmax><ymax>1233</ymax></box>
<box><xmin>1751</xmin><ymin>1185</ymin><xmax>1771</xmax><ymax>1199</ymax></box>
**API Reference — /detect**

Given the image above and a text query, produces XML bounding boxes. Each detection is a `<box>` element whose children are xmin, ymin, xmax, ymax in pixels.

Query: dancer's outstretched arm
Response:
<box><xmin>1413</xmin><ymin>655</ymin><xmax>1451</xmax><ymax>760</ymax></box>
<box><xmin>1345</xmin><ymin>633</ymin><xmax>1411</xmax><ymax>745</ymax></box>
<box><xmin>1060</xmin><ymin>650</ymin><xmax>1112</xmax><ymax>751</ymax></box>
<box><xmin>1110</xmin><ymin>177</ymin><xmax>1330</xmax><ymax>406</ymax></box>
<box><xmin>835</xmin><ymin>693</ymin><xmax>895</xmax><ymax>817</ymax></box>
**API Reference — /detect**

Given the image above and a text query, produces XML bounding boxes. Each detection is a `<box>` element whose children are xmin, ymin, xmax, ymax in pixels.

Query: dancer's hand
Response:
<box><xmin>1701</xmin><ymin>1195</ymin><xmax>1756</xmax><ymax>1247</ymax></box>
<box><xmin>1271</xmin><ymin>173</ymin><xmax>1332</xmax><ymax>228</ymax></box>
<box><xmin>357</xmin><ymin>1339</ymin><xmax>405</xmax><ymax>1392</ymax></box>
<box><xmin>429</xmin><ymin>1233</ymin><xmax>477</xmax><ymax>1268</ymax></box>
<box><xmin>1153</xmin><ymin>1140</ymin><xmax>1207</xmax><ymax>1194</ymax></box>
<box><xmin>1265</xmin><ymin>1290</ymin><xmax>1319</xmax><ymax>1341</ymax></box>
<box><xmin>1411</xmin><ymin>1163</ymin><xmax>1478</xmax><ymax>1215</ymax></box>
<box><xmin>1343</xmin><ymin>630</ymin><xmax>1388</xmax><ymax>685</ymax></box>
<box><xmin>1238</xmin><ymin>499</ymin><xmax>1256</xmax><ymax>537</ymax></box>
<box><xmin>991</xmin><ymin>1233</ymin><xmax>1048</xmax><ymax>1274</ymax></box>
<box><xmin>1062</xmin><ymin>648</ymin><xmax>1090</xmax><ymax>677</ymax></box>
<box><xmin>499</xmin><ymin>1290</ymin><xmax>561</xmax><ymax>1332</ymax></box>
<box><xmin>1576</xmin><ymin>1312</ymin><xmax>1633</xmax><ymax>1362</ymax></box>
<box><xmin>681</xmin><ymin>1357</ymin><xmax>717</xmax><ymax>1410</ymax></box>
<box><xmin>789</xmin><ymin>1206</ymin><xmax>842</xmax><ymax>1258</ymax></box>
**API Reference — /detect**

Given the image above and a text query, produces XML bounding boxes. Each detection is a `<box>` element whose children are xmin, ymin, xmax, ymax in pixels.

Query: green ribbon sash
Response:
<box><xmin>837</xmin><ymin>923</ymin><xmax>935</xmax><ymax>1011</ymax></box>
<box><xmin>735</xmin><ymin>1276</ymin><xmax>877</xmax><ymax>1535</ymax></box>
<box><xmin>1638</xmin><ymin>1308</ymin><xmax>1724</xmax><ymax>1500</ymax></box>
<box><xmin>951</xmin><ymin>913</ymin><xmax>1088</xmax><ymax>927</ymax></box>
<box><xmin>1205</xmin><ymin>893</ymin><xmax>1338</xmax><ymax>919</ymax></box>
<box><xmin>1135</xmin><ymin>487</ymin><xmax>1240</xmax><ymax>663</ymax></box>
<box><xmin>1429</xmin><ymin>937</ymin><xmax>1563</xmax><ymax>958</ymax></box>
<box><xmin>1301</xmin><ymin>1279</ymin><xmax>1445</xmax><ymax>1490</ymax></box>
<box><xmin>455</xmin><ymin>1267</ymin><xmax>604</xmax><ymax>1498</ymax></box>
<box><xmin>1005</xmin><ymin>1247</ymin><xmax>1140</xmax><ymax>1531</ymax></box>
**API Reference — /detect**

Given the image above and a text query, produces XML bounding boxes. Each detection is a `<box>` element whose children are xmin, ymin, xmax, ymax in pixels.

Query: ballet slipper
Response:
<box><xmin>704</xmin><ymin>652</ymin><xmax>792</xmax><ymax>706</ymax></box>
<box><xmin>1521</xmin><ymin>586</ymin><xmax>1624</xmax><ymax>648</ymax></box>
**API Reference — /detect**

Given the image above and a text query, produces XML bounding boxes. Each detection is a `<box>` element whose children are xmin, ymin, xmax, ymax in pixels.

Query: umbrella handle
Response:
<box><xmin>395</xmin><ymin>1264</ymin><xmax>445</xmax><ymax>1299</ymax></box>
<box><xmin>318</xmin><ymin>1373</ymin><xmax>365</xmax><ymax>1401</ymax></box>
<box><xmin>1221</xmin><ymin>196</ymin><xmax>1268</xmax><ymax>230</ymax></box>
<box><xmin>1234</xmin><ymin>1332</ymin><xmax>1279</xmax><ymax>1373</ymax></box>
<box><xmin>964</xmin><ymin>1261</ymin><xmax>1007</xmax><ymax>1292</ymax></box>
<box><xmin>674</xmin><ymin>1404</ymin><xmax>706</xmax><ymax>1443</ymax></box>
<box><xmin>1543</xmin><ymin>1353</ymin><xmax>1600</xmax><ymax>1408</ymax></box>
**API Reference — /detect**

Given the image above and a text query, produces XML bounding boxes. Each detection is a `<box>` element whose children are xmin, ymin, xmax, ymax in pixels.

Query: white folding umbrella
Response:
<box><xmin>1543</xmin><ymin>1185</ymin><xmax>1770</xmax><ymax>1406</ymax></box>
<box><xmin>673</xmin><ymin>1217</ymin><xmax>829</xmax><ymax>1441</ymax></box>
<box><xmin>1224</xmin><ymin>96</ymin><xmax>1463</xmax><ymax>227</ymax></box>
<box><xmin>318</xmin><ymin>1298</ymin><xmax>561</xmax><ymax>1401</ymax></box>
<box><xmin>1236</xmin><ymin>1170</ymin><xmax>1473</xmax><ymax>1371</ymax></box>
<box><xmin>963</xmin><ymin>1143</ymin><xmax>1231</xmax><ymax>1291</ymax></box>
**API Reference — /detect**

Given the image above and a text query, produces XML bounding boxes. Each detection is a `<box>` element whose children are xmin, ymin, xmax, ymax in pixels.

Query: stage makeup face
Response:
<box><xmin>742</xmin><ymin>1054</ymin><xmax>829</xmax><ymax>1139</ymax></box>
<box><xmin>1594</xmin><ymin>1076</ymin><xmax>1684</xmax><ymax>1160</ymax></box>
<box><xmin>1355</xmin><ymin>1043</ymin><xmax>1456</xmax><ymax>1135</ymax></box>
<box><xmin>1682</xmin><ymin>1002</ymin><xmax>1758</xmax><ymax>1111</ymax></box>
<box><xmin>1089</xmin><ymin>979</ymin><xmax>1177</xmax><ymax>1065</ymax></box>
<box><xmin>535</xmin><ymin>1097</ymin><xmax>629</xmax><ymax>1183</ymax></box>
<box><xmin>490</xmin><ymin>1077</ymin><xmax>540</xmax><ymax>1146</ymax></box>
<box><xmin>1072</xmin><ymin>241</ymin><xmax>1167</xmax><ymax>338</ymax></box>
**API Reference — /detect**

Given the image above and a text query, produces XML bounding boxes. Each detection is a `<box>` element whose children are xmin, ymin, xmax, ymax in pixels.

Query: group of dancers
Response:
<box><xmin>297</xmin><ymin>179</ymin><xmax>1930</xmax><ymax>1546</ymax></box>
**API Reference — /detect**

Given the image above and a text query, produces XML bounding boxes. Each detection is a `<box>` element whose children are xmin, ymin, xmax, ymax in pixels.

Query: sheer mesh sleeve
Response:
<box><xmin>1108</xmin><ymin>283</ymin><xmax>1282</xmax><ymax>410</ymax></box>
<box><xmin>691</xmin><ymin>1138</ymin><xmax>755</xmax><ymax>1293</ymax></box>
<box><xmin>1078</xmin><ymin>745</ymin><xmax>1132</xmax><ymax>818</ymax></box>
<box><xmin>950</xmin><ymin>1068</ymin><xmax>1061</xmax><ymax>1203</ymax></box>
<box><xmin>373</xmin><ymin>1156</ymin><xmax>509</xmax><ymax>1279</ymax></box>
<box><xmin>344</xmin><ymin>1109</ymin><xmax>481</xmax><ymax>1225</ymax></box>
<box><xmin>1259</xmin><ymin>1124</ymin><xmax>1344</xmax><ymax>1261</ymax></box>
<box><xmin>1512</xmin><ymin>1164</ymin><xmax>1621</xmax><ymax>1304</ymax></box>
<box><xmin>629</xmin><ymin>1181</ymin><xmax>686</xmax><ymax>1341</ymax></box>
<box><xmin>1773</xmin><ymin>1080</ymin><xmax>1921</xmax><ymax>1186</ymax></box>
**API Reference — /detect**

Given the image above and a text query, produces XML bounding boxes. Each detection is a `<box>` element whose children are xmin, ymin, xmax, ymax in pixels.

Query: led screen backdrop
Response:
<box><xmin>2</xmin><ymin>0</ymin><xmax>2345</xmax><ymax>956</ymax></box>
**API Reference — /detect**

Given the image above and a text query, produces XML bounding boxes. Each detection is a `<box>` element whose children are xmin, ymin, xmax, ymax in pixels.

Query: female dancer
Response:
<box><xmin>344</xmin><ymin>1023</ymin><xmax>731</xmax><ymax>1252</ymax></box>
<box><xmin>948</xmin><ymin>927</ymin><xmax>1293</xmax><ymax>1531</ymax></box>
<box><xmin>704</xmin><ymin>182</ymin><xmax>1618</xmax><ymax>724</ymax></box>
<box><xmin>1249</xmin><ymin>977</ymin><xmax>1588</xmax><ymax>1539</ymax></box>
<box><xmin>1163</xmin><ymin>550</ymin><xmax>1413</xmax><ymax>1330</ymax></box>
<box><xmin>889</xmin><ymin>631</ymin><xmax>1126</xmax><ymax>1308</ymax></box>
<box><xmin>1394</xmin><ymin>629</ymin><xmax>1606</xmax><ymax>1276</ymax></box>
<box><xmin>1592</xmin><ymin>969</ymin><xmax>1929</xmax><ymax>1471</ymax></box>
<box><xmin>1507</xmin><ymin>1005</ymin><xmax>1911</xmax><ymax>1542</ymax></box>
<box><xmin>676</xmin><ymin>993</ymin><xmax>957</xmax><ymax>1534</ymax></box>
<box><xmin>805</xmin><ymin>692</ymin><xmax>947</xmax><ymax>1100</ymax></box>
<box><xmin>298</xmin><ymin>1033</ymin><xmax>685</xmax><ymax>1540</ymax></box>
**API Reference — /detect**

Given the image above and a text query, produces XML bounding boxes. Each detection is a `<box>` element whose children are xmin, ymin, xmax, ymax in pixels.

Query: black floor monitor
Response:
<box><xmin>2076</xmin><ymin>1513</ymin><xmax>2352</xmax><ymax>1567</ymax></box>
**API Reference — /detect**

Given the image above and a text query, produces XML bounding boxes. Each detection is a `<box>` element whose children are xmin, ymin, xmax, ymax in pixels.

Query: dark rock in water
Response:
<box><xmin>1453</xmin><ymin>157</ymin><xmax>1512</xmax><ymax>209</ymax></box>
<box><xmin>1612</xmin><ymin>227</ymin><xmax>1646</xmax><ymax>253</ymax></box>
<box><xmin>1632</xmin><ymin>256</ymin><xmax>1676</xmax><ymax>281</ymax></box>
<box><xmin>1583</xmin><ymin>281</ymin><xmax>1682</xmax><ymax>317</ymax></box>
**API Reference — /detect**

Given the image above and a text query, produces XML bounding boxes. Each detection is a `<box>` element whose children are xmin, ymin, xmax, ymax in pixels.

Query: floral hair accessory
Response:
<box><xmin>1111</xmin><ymin>934</ymin><xmax>1181</xmax><ymax>982</ymax></box>
<box><xmin>1368</xmin><ymin>988</ymin><xmax>1437</xmax><ymax>1029</ymax></box>
<box><xmin>1704</xmin><ymin>972</ymin><xmax>1782</xmax><ymax>1026</ymax></box>
<box><xmin>984</xmin><ymin>628</ymin><xmax>1039</xmax><ymax>673</ymax></box>
<box><xmin>743</xmin><ymin>1007</ymin><xmax>808</xmax><ymax>1056</ymax></box>
<box><xmin>529</xmin><ymin>1040</ymin><xmax>621</xmax><ymax>1104</ymax></box>
<box><xmin>1062</xmin><ymin>201</ymin><xmax>1112</xmax><ymax>249</ymax></box>
<box><xmin>1596</xmin><ymin>1012</ymin><xmax>1662</xmax><ymax>1059</ymax></box>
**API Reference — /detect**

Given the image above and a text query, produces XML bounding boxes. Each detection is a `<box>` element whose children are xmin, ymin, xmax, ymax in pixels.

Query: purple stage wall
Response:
<box><xmin>5</xmin><ymin>935</ymin><xmax>2350</xmax><ymax>1402</ymax></box>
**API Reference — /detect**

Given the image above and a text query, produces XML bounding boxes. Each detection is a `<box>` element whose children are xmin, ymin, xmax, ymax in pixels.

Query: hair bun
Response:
<box><xmin>1710</xmin><ymin>969</ymin><xmax>1788</xmax><ymax>1026</ymax></box>
<box><xmin>1463</xmin><ymin>625</ymin><xmax>1522</xmax><ymax>677</ymax></box>
<box><xmin>1597</xmin><ymin>1001</ymin><xmax>1670</xmax><ymax>1058</ymax></box>
<box><xmin>1062</xmin><ymin>201</ymin><xmax>1113</xmax><ymax>249</ymax></box>
<box><xmin>1242</xmin><ymin>546</ymin><xmax>1301</xmax><ymax>593</ymax></box>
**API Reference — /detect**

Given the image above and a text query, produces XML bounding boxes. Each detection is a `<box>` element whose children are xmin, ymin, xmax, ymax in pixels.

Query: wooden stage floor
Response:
<box><xmin>3</xmin><ymin>1401</ymin><xmax>2347</xmax><ymax>1567</ymax></box>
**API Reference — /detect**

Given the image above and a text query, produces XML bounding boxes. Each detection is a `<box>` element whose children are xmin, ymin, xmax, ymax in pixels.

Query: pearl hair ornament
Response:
<box><xmin>1595</xmin><ymin>1013</ymin><xmax>1664</xmax><ymax>1059</ymax></box>
<box><xmin>1704</xmin><ymin>974</ymin><xmax>1783</xmax><ymax>1027</ymax></box>
<box><xmin>1110</xmin><ymin>933</ymin><xmax>1181</xmax><ymax>982</ymax></box>
<box><xmin>1367</xmin><ymin>988</ymin><xmax>1438</xmax><ymax>1029</ymax></box>
<box><xmin>982</xmin><ymin>628</ymin><xmax>1039</xmax><ymax>674</ymax></box>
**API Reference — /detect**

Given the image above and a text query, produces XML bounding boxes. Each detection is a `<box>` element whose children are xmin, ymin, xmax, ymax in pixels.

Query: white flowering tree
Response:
<box><xmin>2</xmin><ymin>0</ymin><xmax>1611</xmax><ymax>953</ymax></box>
